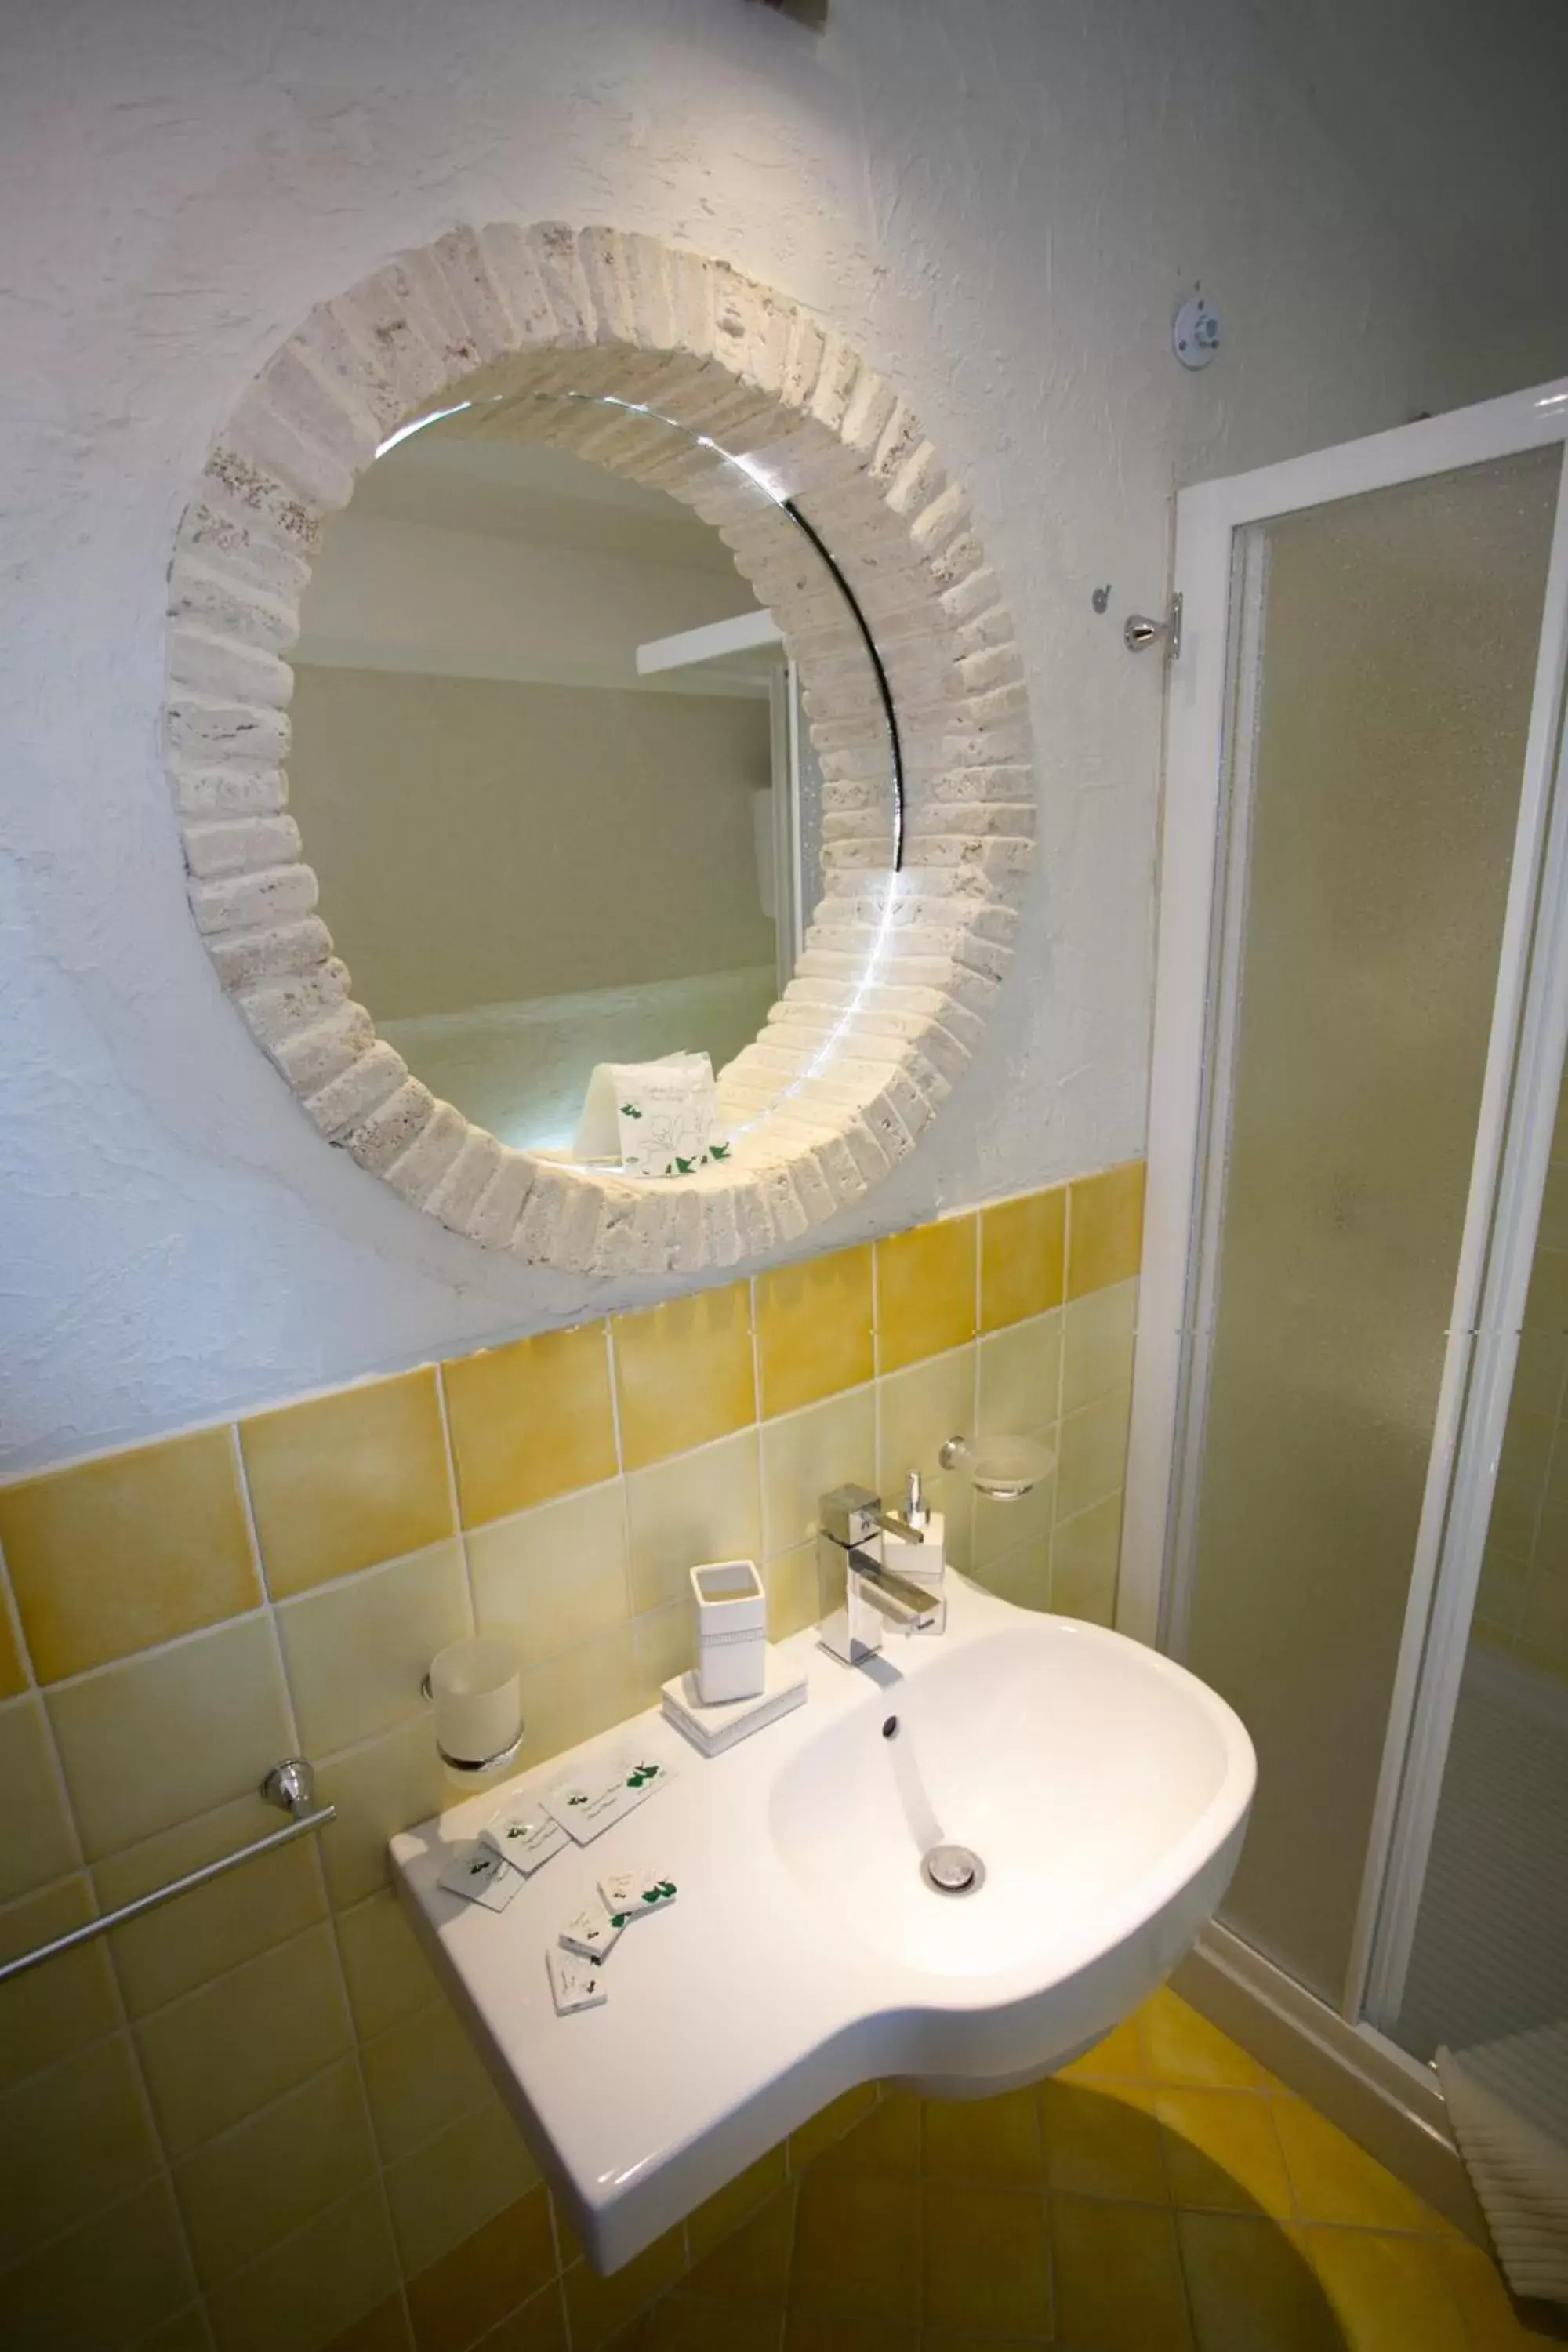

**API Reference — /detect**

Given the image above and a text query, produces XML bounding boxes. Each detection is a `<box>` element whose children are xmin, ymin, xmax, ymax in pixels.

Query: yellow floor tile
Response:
<box><xmin>1272</xmin><ymin>2096</ymin><xmax>1438</xmax><ymax>2234</ymax></box>
<box><xmin>405</xmin><ymin>2182</ymin><xmax>557</xmax><ymax>2352</ymax></box>
<box><xmin>922</xmin><ymin>2088</ymin><xmax>1044</xmax><ymax>2184</ymax></box>
<box><xmin>809</xmin><ymin>2089</ymin><xmax>921</xmax><ymax>2178</ymax></box>
<box><xmin>681</xmin><ymin>2185</ymin><xmax>796</xmax><ymax>2305</ymax></box>
<box><xmin>1304</xmin><ymin>2224</ymin><xmax>1468</xmax><ymax>2350</ymax></box>
<box><xmin>1141</xmin><ymin>1991</ymin><xmax>1267</xmax><ymax>2089</ymax></box>
<box><xmin>562</xmin><ymin>2224</ymin><xmax>688</xmax><ymax>2352</ymax></box>
<box><xmin>920</xmin><ymin>2181</ymin><xmax>1051</xmax><ymax>2338</ymax></box>
<box><xmin>782</xmin><ymin>2314</ymin><xmax>915</xmax><ymax>2351</ymax></box>
<box><xmin>1176</xmin><ymin>2212</ymin><xmax>1342</xmax><ymax>2352</ymax></box>
<box><xmin>1157</xmin><ymin>2085</ymin><xmax>1295</xmax><ymax>2220</ymax></box>
<box><xmin>685</xmin><ymin>2145</ymin><xmax>788</xmax><ymax>2263</ymax></box>
<box><xmin>325</xmin><ymin>2296</ymin><xmax>416</xmax><ymax>2352</ymax></box>
<box><xmin>626</xmin><ymin>2292</ymin><xmax>783</xmax><ymax>2350</ymax></box>
<box><xmin>1038</xmin><ymin>2078</ymin><xmax>1169</xmax><ymax>2205</ymax></box>
<box><xmin>475</xmin><ymin>2284</ymin><xmax>568</xmax><ymax>2350</ymax></box>
<box><xmin>1058</xmin><ymin>2011</ymin><xmax>1149</xmax><ymax>2082</ymax></box>
<box><xmin>1052</xmin><ymin>2192</ymin><xmax>1195</xmax><ymax>2352</ymax></box>
<box><xmin>786</xmin><ymin>2082</ymin><xmax>879</xmax><ymax>2170</ymax></box>
<box><xmin>789</xmin><ymin>2166</ymin><xmax>920</xmax><ymax>2326</ymax></box>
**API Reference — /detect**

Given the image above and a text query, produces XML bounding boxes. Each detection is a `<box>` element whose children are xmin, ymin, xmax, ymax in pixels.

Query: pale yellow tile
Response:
<box><xmin>1157</xmin><ymin>2085</ymin><xmax>1294</xmax><ymax>2217</ymax></box>
<box><xmin>0</xmin><ymin>1874</ymin><xmax>122</xmax><ymax>2090</ymax></box>
<box><xmin>1067</xmin><ymin>1160</ymin><xmax>1146</xmax><ymax>1300</ymax></box>
<box><xmin>973</xmin><ymin>1452</ymin><xmax>1055</xmax><ymax>1570</ymax></box>
<box><xmin>46</xmin><ymin>1614</ymin><xmax>292</xmax><ymax>1863</ymax></box>
<box><xmin>315</xmin><ymin>1715</ymin><xmax>452</xmax><ymax>1912</ymax></box>
<box><xmin>626</xmin><ymin>1428</ymin><xmax>762</xmax><ymax>1615</ymax></box>
<box><xmin>241</xmin><ymin>1370</ymin><xmax>455</xmax><ymax>1601</ymax></box>
<box><xmin>1512</xmin><ymin>1328</ymin><xmax>1568</xmax><ymax>1419</ymax></box>
<box><xmin>1051</xmin><ymin>2192</ymin><xmax>1193</xmax><ymax>2351</ymax></box>
<box><xmin>137</xmin><ymin>2307</ymin><xmax>217</xmax><ymax>2352</ymax></box>
<box><xmin>980</xmin><ymin>1185</ymin><xmax>1067</xmax><ymax>1332</ymax></box>
<box><xmin>786</xmin><ymin>2080</ymin><xmax>879</xmax><ymax>2168</ymax></box>
<box><xmin>756</xmin><ymin>1245</ymin><xmax>874</xmax><ymax>1417</ymax></box>
<box><xmin>1</xmin><ymin>2176</ymin><xmax>194</xmax><ymax>2352</ymax></box>
<box><xmin>1475</xmin><ymin>1545</ymin><xmax>1527</xmax><ymax>1639</ymax></box>
<box><xmin>876</xmin><ymin>1345</ymin><xmax>977</xmax><ymax>1494</ymax></box>
<box><xmin>468</xmin><ymin>1478</ymin><xmax>630</xmax><ymax>1668</ymax></box>
<box><xmin>382</xmin><ymin>2094</ymin><xmax>542</xmax><ymax>2278</ymax></box>
<box><xmin>1497</xmin><ymin>1406</ymin><xmax>1554</xmax><ymax>1516</ymax></box>
<box><xmin>1062</xmin><ymin>1276</ymin><xmax>1138</xmax><ymax>1414</ymax></box>
<box><xmin>0</xmin><ymin>1693</ymin><xmax>79</xmax><ymax>1903</ymax></box>
<box><xmin>0</xmin><ymin>1429</ymin><xmax>260</xmax><ymax>1683</ymax></box>
<box><xmin>976</xmin><ymin>1308</ymin><xmax>1063</xmax><ymax>1438</ymax></box>
<box><xmin>632</xmin><ymin>1597</ymin><xmax>695</xmax><ymax>1693</ymax></box>
<box><xmin>205</xmin><ymin>2179</ymin><xmax>401</xmax><ymax>2352</ymax></box>
<box><xmin>685</xmin><ymin>2145</ymin><xmax>788</xmax><ymax>2261</ymax></box>
<box><xmin>405</xmin><ymin>2182</ymin><xmax>557</xmax><ymax>2352</ymax></box>
<box><xmin>613</xmin><ymin>1283</ymin><xmax>756</xmax><ymax>1471</ymax></box>
<box><xmin>1305</xmin><ymin>2224</ymin><xmax>1468</xmax><ymax>2350</ymax></box>
<box><xmin>277</xmin><ymin>1541</ymin><xmax>470</xmax><ymax>1756</ymax></box>
<box><xmin>875</xmin><ymin>1215</ymin><xmax>977</xmax><ymax>1374</ymax></box>
<box><xmin>1520</xmin><ymin>1566</ymin><xmax>1568</xmax><ymax>1671</ymax></box>
<box><xmin>0</xmin><ymin>2030</ymin><xmax>162</xmax><ymax>2266</ymax></box>
<box><xmin>759</xmin><ymin>1387</ymin><xmax>877</xmax><ymax>1563</ymax></box>
<box><xmin>1055</xmin><ymin>1381</ymin><xmax>1132</xmax><ymax>1521</ymax></box>
<box><xmin>135</xmin><ymin>1920</ymin><xmax>353</xmax><ymax>2157</ymax></box>
<box><xmin>334</xmin><ymin>1889</ymin><xmax>442</xmax><ymax>2042</ymax></box>
<box><xmin>1272</xmin><ymin>2096</ymin><xmax>1437</xmax><ymax>2233</ymax></box>
<box><xmin>97</xmin><ymin>1795</ymin><xmax>326</xmax><ymax>2017</ymax></box>
<box><xmin>972</xmin><ymin>1530</ymin><xmax>1052</xmax><ymax>1610</ymax></box>
<box><xmin>764</xmin><ymin>1540</ymin><xmax>823</xmax><ymax>1639</ymax></box>
<box><xmin>562</xmin><ymin>2221</ymin><xmax>689</xmax><ymax>2350</ymax></box>
<box><xmin>361</xmin><ymin>1994</ymin><xmax>492</xmax><ymax>2161</ymax></box>
<box><xmin>1051</xmin><ymin>1491</ymin><xmax>1123</xmax><ymax>1624</ymax></box>
<box><xmin>1178</xmin><ymin>2212</ymin><xmax>1341</xmax><ymax>2352</ymax></box>
<box><xmin>1523</xmin><ymin>1243</ymin><xmax>1568</xmax><ymax>1336</ymax></box>
<box><xmin>443</xmin><ymin>1323</ymin><xmax>617</xmax><ymax>1529</ymax></box>
<box><xmin>176</xmin><ymin>2056</ymin><xmax>377</xmax><ymax>2288</ymax></box>
<box><xmin>0</xmin><ymin>1584</ymin><xmax>29</xmax><ymax>1699</ymax></box>
<box><xmin>516</xmin><ymin>1621</ymin><xmax>647</xmax><ymax>1767</ymax></box>
<box><xmin>1142</xmin><ymin>1990</ymin><xmax>1266</xmax><ymax>2090</ymax></box>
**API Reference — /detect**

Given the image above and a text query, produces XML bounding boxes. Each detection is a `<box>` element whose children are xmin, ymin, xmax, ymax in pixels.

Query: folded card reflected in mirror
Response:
<box><xmin>574</xmin><ymin>1051</ymin><xmax>731</xmax><ymax>1177</ymax></box>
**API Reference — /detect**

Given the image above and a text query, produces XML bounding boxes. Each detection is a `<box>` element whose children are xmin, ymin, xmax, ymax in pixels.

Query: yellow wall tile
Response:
<box><xmin>977</xmin><ymin>1310</ymin><xmax>1062</xmax><ymax>1439</ymax></box>
<box><xmin>876</xmin><ymin>1215</ymin><xmax>977</xmax><ymax>1373</ymax></box>
<box><xmin>1062</xmin><ymin>1276</ymin><xmax>1138</xmax><ymax>1414</ymax></box>
<box><xmin>685</xmin><ymin>2145</ymin><xmax>787</xmax><ymax>2263</ymax></box>
<box><xmin>0</xmin><ymin>1429</ymin><xmax>259</xmax><ymax>1683</ymax></box>
<box><xmin>386</xmin><ymin>2106</ymin><xmax>545</xmax><ymax>2286</ymax></box>
<box><xmin>0</xmin><ymin>2030</ymin><xmax>162</xmax><ymax>2266</ymax></box>
<box><xmin>755</xmin><ymin>1245</ymin><xmax>874</xmax><ymax>1418</ymax></box>
<box><xmin>241</xmin><ymin>1370</ymin><xmax>455</xmax><ymax>1600</ymax></box>
<box><xmin>516</xmin><ymin>1622</ymin><xmax>646</xmax><ymax>1768</ymax></box>
<box><xmin>1067</xmin><ymin>1160</ymin><xmax>1147</xmax><ymax>1301</ymax></box>
<box><xmin>0</xmin><ymin>1874</ymin><xmax>122</xmax><ymax>2091</ymax></box>
<box><xmin>981</xmin><ymin>1186</ymin><xmax>1067</xmax><ymax>1330</ymax></box>
<box><xmin>96</xmin><ymin>1795</ymin><xmax>326</xmax><ymax>2017</ymax></box>
<box><xmin>626</xmin><ymin>1428</ymin><xmax>761</xmax><ymax>1614</ymax></box>
<box><xmin>0</xmin><ymin>1694</ymin><xmax>79</xmax><ymax>1904</ymax></box>
<box><xmin>404</xmin><ymin>2187</ymin><xmax>555</xmax><ymax>2352</ymax></box>
<box><xmin>467</xmin><ymin>1480</ymin><xmax>630</xmax><ymax>1667</ymax></box>
<box><xmin>204</xmin><ymin>2179</ymin><xmax>401</xmax><ymax>2352</ymax></box>
<box><xmin>1051</xmin><ymin>1493</ymin><xmax>1123</xmax><ymax>1625</ymax></box>
<box><xmin>361</xmin><ymin>1996</ymin><xmax>493</xmax><ymax>2162</ymax></box>
<box><xmin>334</xmin><ymin>1889</ymin><xmax>442</xmax><ymax>2042</ymax></box>
<box><xmin>764</xmin><ymin>1541</ymin><xmax>825</xmax><ymax>1641</ymax></box>
<box><xmin>323</xmin><ymin>2298</ymin><xmax>415</xmax><ymax>2352</ymax></box>
<box><xmin>46</xmin><ymin>1613</ymin><xmax>292</xmax><ymax>1864</ymax></box>
<box><xmin>174</xmin><ymin>2057</ymin><xmax>377</xmax><ymax>2289</ymax></box>
<box><xmin>562</xmin><ymin>2221</ymin><xmax>688</xmax><ymax>2351</ymax></box>
<box><xmin>876</xmin><ymin>1345</ymin><xmax>977</xmax><ymax>1499</ymax></box>
<box><xmin>276</xmin><ymin>1541</ymin><xmax>471</xmax><ymax>1755</ymax></box>
<box><xmin>1055</xmin><ymin>1383</ymin><xmax>1133</xmax><ymax>1522</ymax></box>
<box><xmin>443</xmin><ymin>1323</ymin><xmax>616</xmax><ymax>1528</ymax></box>
<box><xmin>316</xmin><ymin>1714</ymin><xmax>451</xmax><ymax>1913</ymax></box>
<box><xmin>134</xmin><ymin>1920</ymin><xmax>353</xmax><ymax>2158</ymax></box>
<box><xmin>2</xmin><ymin>2176</ymin><xmax>194</xmax><ymax>2352</ymax></box>
<box><xmin>0</xmin><ymin>1588</ymin><xmax>28</xmax><ymax>1698</ymax></box>
<box><xmin>613</xmin><ymin>1283</ymin><xmax>756</xmax><ymax>1471</ymax></box>
<box><xmin>759</xmin><ymin>1388</ymin><xmax>876</xmax><ymax>1563</ymax></box>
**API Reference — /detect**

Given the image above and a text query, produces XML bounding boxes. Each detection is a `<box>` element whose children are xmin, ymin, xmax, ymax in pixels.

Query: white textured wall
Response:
<box><xmin>0</xmin><ymin>0</ymin><xmax>1503</xmax><ymax>1472</ymax></box>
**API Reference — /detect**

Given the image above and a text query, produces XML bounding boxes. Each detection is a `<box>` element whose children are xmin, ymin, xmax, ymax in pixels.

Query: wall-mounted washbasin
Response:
<box><xmin>390</xmin><ymin>1577</ymin><xmax>1254</xmax><ymax>2272</ymax></box>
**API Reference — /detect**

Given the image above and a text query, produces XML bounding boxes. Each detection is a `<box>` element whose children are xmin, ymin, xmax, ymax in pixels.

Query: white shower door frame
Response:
<box><xmin>1120</xmin><ymin>379</ymin><xmax>1568</xmax><ymax>2060</ymax></box>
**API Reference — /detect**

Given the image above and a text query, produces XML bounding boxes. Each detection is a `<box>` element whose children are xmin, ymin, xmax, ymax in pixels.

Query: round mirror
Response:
<box><xmin>288</xmin><ymin>388</ymin><xmax>897</xmax><ymax>1171</ymax></box>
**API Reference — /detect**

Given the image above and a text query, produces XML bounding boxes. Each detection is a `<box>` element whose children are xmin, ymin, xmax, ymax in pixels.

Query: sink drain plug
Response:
<box><xmin>920</xmin><ymin>1844</ymin><xmax>986</xmax><ymax>1896</ymax></box>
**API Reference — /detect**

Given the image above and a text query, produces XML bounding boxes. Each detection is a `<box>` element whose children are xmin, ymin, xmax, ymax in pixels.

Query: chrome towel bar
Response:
<box><xmin>0</xmin><ymin>1757</ymin><xmax>336</xmax><ymax>1986</ymax></box>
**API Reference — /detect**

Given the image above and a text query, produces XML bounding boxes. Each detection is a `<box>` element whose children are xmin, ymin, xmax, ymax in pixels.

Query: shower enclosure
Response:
<box><xmin>1123</xmin><ymin>377</ymin><xmax>1568</xmax><ymax>2246</ymax></box>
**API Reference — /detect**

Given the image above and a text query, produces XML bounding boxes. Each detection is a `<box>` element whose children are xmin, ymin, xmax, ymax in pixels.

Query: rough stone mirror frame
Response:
<box><xmin>166</xmin><ymin>224</ymin><xmax>1035</xmax><ymax>1276</ymax></box>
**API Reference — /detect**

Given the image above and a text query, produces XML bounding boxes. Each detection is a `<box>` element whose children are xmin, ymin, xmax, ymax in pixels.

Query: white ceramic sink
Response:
<box><xmin>391</xmin><ymin>1575</ymin><xmax>1254</xmax><ymax>2271</ymax></box>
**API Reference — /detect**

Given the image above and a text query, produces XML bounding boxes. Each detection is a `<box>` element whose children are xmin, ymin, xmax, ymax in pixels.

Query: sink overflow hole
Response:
<box><xmin>921</xmin><ymin>1844</ymin><xmax>986</xmax><ymax>1896</ymax></box>
<box><xmin>882</xmin><ymin>1717</ymin><xmax>899</xmax><ymax>1740</ymax></box>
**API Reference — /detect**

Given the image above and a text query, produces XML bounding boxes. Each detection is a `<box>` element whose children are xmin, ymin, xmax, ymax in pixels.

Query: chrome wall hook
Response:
<box><xmin>1123</xmin><ymin>593</ymin><xmax>1183</xmax><ymax>659</ymax></box>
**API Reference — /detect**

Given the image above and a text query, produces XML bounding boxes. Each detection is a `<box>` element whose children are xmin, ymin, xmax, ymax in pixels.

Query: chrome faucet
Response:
<box><xmin>817</xmin><ymin>1483</ymin><xmax>940</xmax><ymax>1664</ymax></box>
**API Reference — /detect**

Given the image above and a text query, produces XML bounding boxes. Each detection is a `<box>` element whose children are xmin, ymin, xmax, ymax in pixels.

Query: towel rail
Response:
<box><xmin>0</xmin><ymin>1757</ymin><xmax>336</xmax><ymax>1985</ymax></box>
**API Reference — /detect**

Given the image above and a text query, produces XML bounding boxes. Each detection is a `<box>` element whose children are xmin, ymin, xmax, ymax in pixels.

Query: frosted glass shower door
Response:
<box><xmin>1134</xmin><ymin>433</ymin><xmax>1566</xmax><ymax>2014</ymax></box>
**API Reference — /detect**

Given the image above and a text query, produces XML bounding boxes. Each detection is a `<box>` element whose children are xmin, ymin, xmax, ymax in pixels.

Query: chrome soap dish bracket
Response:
<box><xmin>938</xmin><ymin>1433</ymin><xmax>1055</xmax><ymax>1501</ymax></box>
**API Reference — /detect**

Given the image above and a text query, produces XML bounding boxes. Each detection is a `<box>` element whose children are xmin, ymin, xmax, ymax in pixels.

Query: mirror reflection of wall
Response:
<box><xmin>289</xmin><ymin>420</ymin><xmax>814</xmax><ymax>1152</ymax></box>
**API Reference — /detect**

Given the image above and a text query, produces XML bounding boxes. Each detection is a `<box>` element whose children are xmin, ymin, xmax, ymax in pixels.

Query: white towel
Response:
<box><xmin>1436</xmin><ymin>2036</ymin><xmax>1568</xmax><ymax>2305</ymax></box>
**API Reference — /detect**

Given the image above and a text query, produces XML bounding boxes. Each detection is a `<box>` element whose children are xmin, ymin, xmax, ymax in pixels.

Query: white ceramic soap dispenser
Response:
<box><xmin>891</xmin><ymin>1468</ymin><xmax>946</xmax><ymax>1634</ymax></box>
